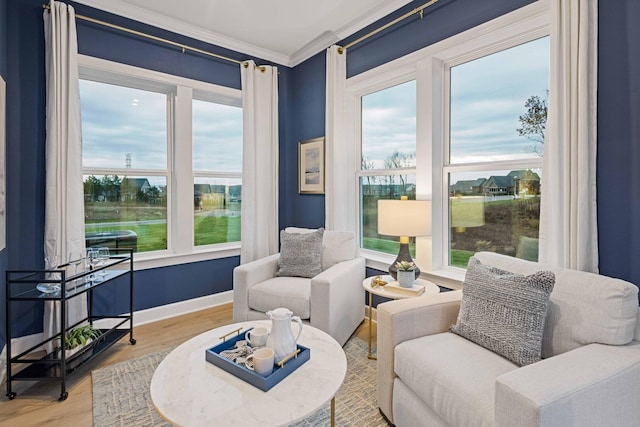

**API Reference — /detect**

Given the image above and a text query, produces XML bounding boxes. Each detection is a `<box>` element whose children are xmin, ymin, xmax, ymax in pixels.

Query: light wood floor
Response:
<box><xmin>0</xmin><ymin>304</ymin><xmax>376</xmax><ymax>427</ymax></box>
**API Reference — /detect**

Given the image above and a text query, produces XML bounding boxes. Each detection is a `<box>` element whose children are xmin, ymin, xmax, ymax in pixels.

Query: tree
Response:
<box><xmin>517</xmin><ymin>90</ymin><xmax>548</xmax><ymax>156</ymax></box>
<box><xmin>361</xmin><ymin>157</ymin><xmax>376</xmax><ymax>196</ymax></box>
<box><xmin>84</xmin><ymin>175</ymin><xmax>103</xmax><ymax>202</ymax></box>
<box><xmin>384</xmin><ymin>150</ymin><xmax>415</xmax><ymax>193</ymax></box>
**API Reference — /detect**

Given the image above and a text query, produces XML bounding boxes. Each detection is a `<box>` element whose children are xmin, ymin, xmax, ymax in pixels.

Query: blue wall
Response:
<box><xmin>4</xmin><ymin>0</ymin><xmax>290</xmax><ymax>339</ymax></box>
<box><xmin>597</xmin><ymin>0</ymin><xmax>640</xmax><ymax>298</ymax></box>
<box><xmin>0</xmin><ymin>0</ymin><xmax>7</xmax><ymax>356</ymax></box>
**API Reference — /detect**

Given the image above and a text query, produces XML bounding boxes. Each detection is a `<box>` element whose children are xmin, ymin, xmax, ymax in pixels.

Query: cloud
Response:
<box><xmin>80</xmin><ymin>80</ymin><xmax>243</xmax><ymax>173</ymax></box>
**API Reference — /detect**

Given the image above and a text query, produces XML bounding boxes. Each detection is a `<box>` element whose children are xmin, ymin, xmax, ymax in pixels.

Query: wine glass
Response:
<box><xmin>97</xmin><ymin>247</ymin><xmax>110</xmax><ymax>277</ymax></box>
<box><xmin>68</xmin><ymin>251</ymin><xmax>83</xmax><ymax>289</ymax></box>
<box><xmin>68</xmin><ymin>251</ymin><xmax>83</xmax><ymax>276</ymax></box>
<box><xmin>85</xmin><ymin>249</ymin><xmax>98</xmax><ymax>282</ymax></box>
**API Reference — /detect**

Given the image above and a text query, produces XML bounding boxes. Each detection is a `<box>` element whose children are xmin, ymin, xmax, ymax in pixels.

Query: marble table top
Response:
<box><xmin>150</xmin><ymin>320</ymin><xmax>347</xmax><ymax>427</ymax></box>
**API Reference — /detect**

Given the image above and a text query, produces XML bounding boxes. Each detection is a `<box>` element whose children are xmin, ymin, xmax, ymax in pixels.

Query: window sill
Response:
<box><xmin>132</xmin><ymin>244</ymin><xmax>241</xmax><ymax>271</ymax></box>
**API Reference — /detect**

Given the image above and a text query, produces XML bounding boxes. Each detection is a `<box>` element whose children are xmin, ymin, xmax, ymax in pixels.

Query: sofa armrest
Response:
<box><xmin>376</xmin><ymin>290</ymin><xmax>463</xmax><ymax>423</ymax></box>
<box><xmin>496</xmin><ymin>341</ymin><xmax>640</xmax><ymax>427</ymax></box>
<box><xmin>233</xmin><ymin>253</ymin><xmax>280</xmax><ymax>322</ymax></box>
<box><xmin>310</xmin><ymin>257</ymin><xmax>366</xmax><ymax>346</ymax></box>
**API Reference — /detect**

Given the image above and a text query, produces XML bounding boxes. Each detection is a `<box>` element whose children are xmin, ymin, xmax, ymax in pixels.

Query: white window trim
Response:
<box><xmin>78</xmin><ymin>55</ymin><xmax>242</xmax><ymax>271</ymax></box>
<box><xmin>345</xmin><ymin>0</ymin><xmax>550</xmax><ymax>286</ymax></box>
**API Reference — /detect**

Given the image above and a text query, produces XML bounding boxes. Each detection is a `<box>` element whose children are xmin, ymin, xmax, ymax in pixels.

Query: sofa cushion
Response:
<box><xmin>394</xmin><ymin>332</ymin><xmax>517</xmax><ymax>427</ymax></box>
<box><xmin>450</xmin><ymin>257</ymin><xmax>555</xmax><ymax>366</ymax></box>
<box><xmin>248</xmin><ymin>277</ymin><xmax>311</xmax><ymax>319</ymax></box>
<box><xmin>276</xmin><ymin>228</ymin><xmax>324</xmax><ymax>278</ymax></box>
<box><xmin>285</xmin><ymin>227</ymin><xmax>356</xmax><ymax>270</ymax></box>
<box><xmin>474</xmin><ymin>252</ymin><xmax>640</xmax><ymax>357</ymax></box>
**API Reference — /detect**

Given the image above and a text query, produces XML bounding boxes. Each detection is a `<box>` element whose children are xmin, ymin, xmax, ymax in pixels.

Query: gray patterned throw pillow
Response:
<box><xmin>450</xmin><ymin>256</ymin><xmax>555</xmax><ymax>366</ymax></box>
<box><xmin>276</xmin><ymin>228</ymin><xmax>324</xmax><ymax>278</ymax></box>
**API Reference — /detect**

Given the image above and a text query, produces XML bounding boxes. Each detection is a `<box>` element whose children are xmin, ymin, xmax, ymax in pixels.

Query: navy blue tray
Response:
<box><xmin>205</xmin><ymin>327</ymin><xmax>310</xmax><ymax>391</ymax></box>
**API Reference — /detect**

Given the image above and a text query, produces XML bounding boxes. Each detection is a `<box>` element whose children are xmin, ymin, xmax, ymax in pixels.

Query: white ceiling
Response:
<box><xmin>74</xmin><ymin>0</ymin><xmax>414</xmax><ymax>67</ymax></box>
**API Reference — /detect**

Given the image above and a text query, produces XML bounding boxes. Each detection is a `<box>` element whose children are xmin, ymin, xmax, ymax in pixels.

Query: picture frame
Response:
<box><xmin>298</xmin><ymin>137</ymin><xmax>325</xmax><ymax>194</ymax></box>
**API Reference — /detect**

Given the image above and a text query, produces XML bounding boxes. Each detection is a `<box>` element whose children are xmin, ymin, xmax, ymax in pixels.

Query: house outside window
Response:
<box><xmin>79</xmin><ymin>56</ymin><xmax>242</xmax><ymax>267</ymax></box>
<box><xmin>346</xmin><ymin>2</ymin><xmax>550</xmax><ymax>279</ymax></box>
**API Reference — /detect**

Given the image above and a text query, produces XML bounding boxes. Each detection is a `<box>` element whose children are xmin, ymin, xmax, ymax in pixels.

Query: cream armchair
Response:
<box><xmin>233</xmin><ymin>228</ymin><xmax>365</xmax><ymax>346</ymax></box>
<box><xmin>377</xmin><ymin>252</ymin><xmax>640</xmax><ymax>426</ymax></box>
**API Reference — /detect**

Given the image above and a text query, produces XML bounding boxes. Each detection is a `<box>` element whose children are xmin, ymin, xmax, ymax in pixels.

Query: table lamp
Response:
<box><xmin>378</xmin><ymin>197</ymin><xmax>431</xmax><ymax>280</ymax></box>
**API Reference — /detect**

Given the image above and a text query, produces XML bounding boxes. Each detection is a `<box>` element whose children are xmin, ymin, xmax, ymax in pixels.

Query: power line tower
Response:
<box><xmin>126</xmin><ymin>153</ymin><xmax>132</xmax><ymax>169</ymax></box>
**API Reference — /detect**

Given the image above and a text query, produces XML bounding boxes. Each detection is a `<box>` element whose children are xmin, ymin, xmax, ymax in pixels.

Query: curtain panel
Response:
<box><xmin>43</xmin><ymin>0</ymin><xmax>87</xmax><ymax>353</ymax></box>
<box><xmin>240</xmin><ymin>61</ymin><xmax>279</xmax><ymax>263</ymax></box>
<box><xmin>325</xmin><ymin>45</ymin><xmax>349</xmax><ymax>231</ymax></box>
<box><xmin>539</xmin><ymin>0</ymin><xmax>598</xmax><ymax>272</ymax></box>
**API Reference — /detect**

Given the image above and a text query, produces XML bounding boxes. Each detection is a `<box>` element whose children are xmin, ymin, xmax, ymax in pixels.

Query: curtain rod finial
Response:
<box><xmin>337</xmin><ymin>46</ymin><xmax>344</xmax><ymax>55</ymax></box>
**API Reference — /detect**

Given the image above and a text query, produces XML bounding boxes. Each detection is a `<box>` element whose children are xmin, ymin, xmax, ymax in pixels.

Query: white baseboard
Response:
<box><xmin>1</xmin><ymin>291</ymin><xmax>234</xmax><ymax>384</ymax></box>
<box><xmin>94</xmin><ymin>290</ymin><xmax>233</xmax><ymax>329</ymax></box>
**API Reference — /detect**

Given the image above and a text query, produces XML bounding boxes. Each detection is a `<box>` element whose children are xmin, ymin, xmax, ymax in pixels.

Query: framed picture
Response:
<box><xmin>298</xmin><ymin>137</ymin><xmax>325</xmax><ymax>194</ymax></box>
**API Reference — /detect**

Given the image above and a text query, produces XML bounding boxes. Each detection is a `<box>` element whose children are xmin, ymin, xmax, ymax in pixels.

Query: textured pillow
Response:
<box><xmin>450</xmin><ymin>256</ymin><xmax>555</xmax><ymax>366</ymax></box>
<box><xmin>276</xmin><ymin>228</ymin><xmax>324</xmax><ymax>278</ymax></box>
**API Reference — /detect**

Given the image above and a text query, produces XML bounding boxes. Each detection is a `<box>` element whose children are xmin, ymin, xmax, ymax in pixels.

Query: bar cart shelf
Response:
<box><xmin>5</xmin><ymin>248</ymin><xmax>135</xmax><ymax>401</ymax></box>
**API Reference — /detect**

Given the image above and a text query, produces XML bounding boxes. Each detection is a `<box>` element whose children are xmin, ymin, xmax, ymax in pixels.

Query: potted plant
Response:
<box><xmin>64</xmin><ymin>325</ymin><xmax>102</xmax><ymax>359</ymax></box>
<box><xmin>395</xmin><ymin>261</ymin><xmax>416</xmax><ymax>288</ymax></box>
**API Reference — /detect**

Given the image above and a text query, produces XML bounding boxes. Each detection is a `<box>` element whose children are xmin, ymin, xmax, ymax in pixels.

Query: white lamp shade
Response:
<box><xmin>378</xmin><ymin>199</ymin><xmax>431</xmax><ymax>237</ymax></box>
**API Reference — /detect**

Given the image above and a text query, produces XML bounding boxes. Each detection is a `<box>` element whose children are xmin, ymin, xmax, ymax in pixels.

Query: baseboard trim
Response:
<box><xmin>94</xmin><ymin>290</ymin><xmax>233</xmax><ymax>329</ymax></box>
<box><xmin>1</xmin><ymin>291</ymin><xmax>234</xmax><ymax>385</ymax></box>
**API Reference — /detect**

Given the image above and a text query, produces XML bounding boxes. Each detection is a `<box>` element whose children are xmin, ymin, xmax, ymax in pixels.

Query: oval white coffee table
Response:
<box><xmin>150</xmin><ymin>320</ymin><xmax>347</xmax><ymax>427</ymax></box>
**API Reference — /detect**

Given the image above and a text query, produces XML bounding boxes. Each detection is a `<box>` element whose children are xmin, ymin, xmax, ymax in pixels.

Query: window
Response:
<box><xmin>79</xmin><ymin>56</ymin><xmax>242</xmax><ymax>267</ymax></box>
<box><xmin>446</xmin><ymin>37</ymin><xmax>549</xmax><ymax>267</ymax></box>
<box><xmin>192</xmin><ymin>97</ymin><xmax>242</xmax><ymax>246</ymax></box>
<box><xmin>81</xmin><ymin>80</ymin><xmax>169</xmax><ymax>253</ymax></box>
<box><xmin>346</xmin><ymin>2</ymin><xmax>550</xmax><ymax>278</ymax></box>
<box><xmin>358</xmin><ymin>80</ymin><xmax>416</xmax><ymax>257</ymax></box>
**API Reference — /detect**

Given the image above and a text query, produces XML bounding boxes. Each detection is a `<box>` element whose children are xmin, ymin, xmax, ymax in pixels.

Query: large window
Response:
<box><xmin>348</xmin><ymin>3</ymin><xmax>550</xmax><ymax>278</ymax></box>
<box><xmin>446</xmin><ymin>37</ymin><xmax>549</xmax><ymax>267</ymax></box>
<box><xmin>81</xmin><ymin>80</ymin><xmax>170</xmax><ymax>253</ymax></box>
<box><xmin>79</xmin><ymin>56</ymin><xmax>242</xmax><ymax>265</ymax></box>
<box><xmin>358</xmin><ymin>80</ymin><xmax>416</xmax><ymax>256</ymax></box>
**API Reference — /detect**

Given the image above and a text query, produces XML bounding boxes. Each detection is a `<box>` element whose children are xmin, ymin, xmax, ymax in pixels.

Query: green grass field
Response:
<box><xmin>85</xmin><ymin>202</ymin><xmax>241</xmax><ymax>252</ymax></box>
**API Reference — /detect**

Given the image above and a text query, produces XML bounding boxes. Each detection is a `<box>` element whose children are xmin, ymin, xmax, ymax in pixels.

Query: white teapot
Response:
<box><xmin>266</xmin><ymin>307</ymin><xmax>303</xmax><ymax>364</ymax></box>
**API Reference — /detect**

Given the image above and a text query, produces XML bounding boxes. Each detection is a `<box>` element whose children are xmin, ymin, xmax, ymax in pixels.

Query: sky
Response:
<box><xmin>361</xmin><ymin>36</ymin><xmax>550</xmax><ymax>170</ymax></box>
<box><xmin>79</xmin><ymin>80</ymin><xmax>243</xmax><ymax>178</ymax></box>
<box><xmin>79</xmin><ymin>36</ymin><xmax>549</xmax><ymax>188</ymax></box>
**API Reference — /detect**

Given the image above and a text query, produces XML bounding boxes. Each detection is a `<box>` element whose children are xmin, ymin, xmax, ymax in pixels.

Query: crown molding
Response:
<box><xmin>72</xmin><ymin>0</ymin><xmax>413</xmax><ymax>68</ymax></box>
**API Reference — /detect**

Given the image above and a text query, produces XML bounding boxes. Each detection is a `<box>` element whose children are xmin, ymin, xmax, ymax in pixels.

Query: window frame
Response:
<box><xmin>345</xmin><ymin>1</ymin><xmax>551</xmax><ymax>285</ymax></box>
<box><xmin>78</xmin><ymin>55</ymin><xmax>242</xmax><ymax>271</ymax></box>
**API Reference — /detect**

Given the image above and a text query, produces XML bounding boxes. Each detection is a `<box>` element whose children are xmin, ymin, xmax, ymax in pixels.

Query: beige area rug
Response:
<box><xmin>92</xmin><ymin>336</ymin><xmax>389</xmax><ymax>426</ymax></box>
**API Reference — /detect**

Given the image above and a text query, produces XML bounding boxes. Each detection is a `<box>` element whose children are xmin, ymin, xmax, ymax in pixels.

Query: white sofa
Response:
<box><xmin>377</xmin><ymin>252</ymin><xmax>640</xmax><ymax>426</ymax></box>
<box><xmin>233</xmin><ymin>228</ymin><xmax>365</xmax><ymax>346</ymax></box>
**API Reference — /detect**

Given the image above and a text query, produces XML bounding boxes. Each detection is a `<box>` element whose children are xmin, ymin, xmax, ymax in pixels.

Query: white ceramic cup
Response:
<box><xmin>245</xmin><ymin>327</ymin><xmax>269</xmax><ymax>348</ymax></box>
<box><xmin>247</xmin><ymin>347</ymin><xmax>275</xmax><ymax>376</ymax></box>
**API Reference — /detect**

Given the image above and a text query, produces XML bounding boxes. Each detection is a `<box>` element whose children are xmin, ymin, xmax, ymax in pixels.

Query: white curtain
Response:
<box><xmin>43</xmin><ymin>0</ymin><xmax>87</xmax><ymax>353</ymax></box>
<box><xmin>324</xmin><ymin>45</ymin><xmax>348</xmax><ymax>231</ymax></box>
<box><xmin>240</xmin><ymin>61</ymin><xmax>279</xmax><ymax>263</ymax></box>
<box><xmin>539</xmin><ymin>0</ymin><xmax>598</xmax><ymax>272</ymax></box>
